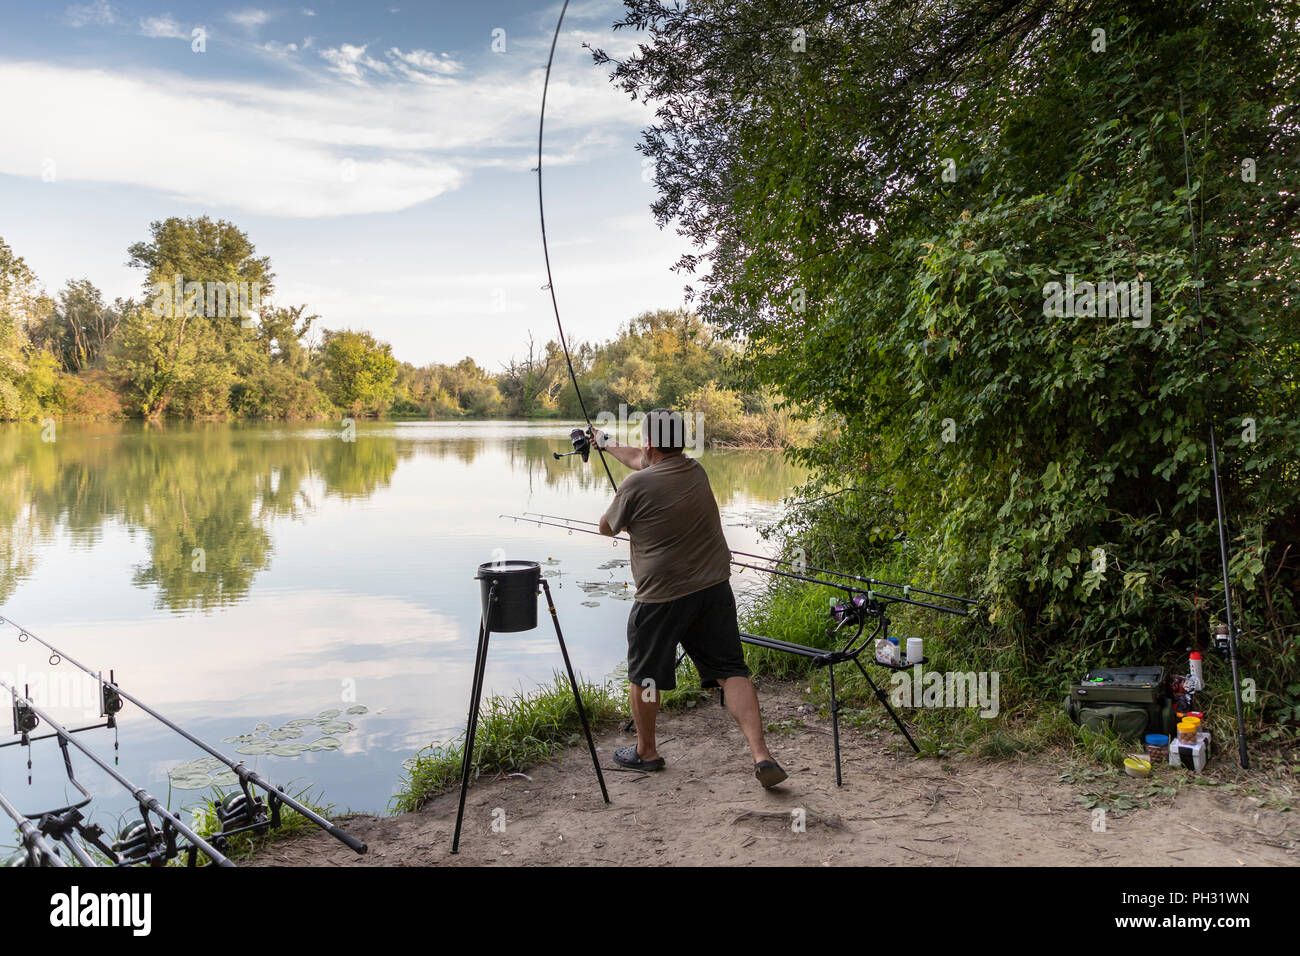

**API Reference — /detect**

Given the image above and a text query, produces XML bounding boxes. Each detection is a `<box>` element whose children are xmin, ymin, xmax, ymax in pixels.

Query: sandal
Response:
<box><xmin>614</xmin><ymin>746</ymin><xmax>665</xmax><ymax>771</ymax></box>
<box><xmin>754</xmin><ymin>760</ymin><xmax>788</xmax><ymax>789</ymax></box>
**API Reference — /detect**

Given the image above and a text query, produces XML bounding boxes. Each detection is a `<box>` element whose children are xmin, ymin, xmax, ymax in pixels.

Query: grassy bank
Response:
<box><xmin>393</xmin><ymin>673</ymin><xmax>624</xmax><ymax>814</ymax></box>
<box><xmin>177</xmin><ymin>785</ymin><xmax>339</xmax><ymax>863</ymax></box>
<box><xmin>391</xmin><ymin>665</ymin><xmax>719</xmax><ymax>814</ymax></box>
<box><xmin>390</xmin><ymin>577</ymin><xmax>1298</xmax><ymax>821</ymax></box>
<box><xmin>737</xmin><ymin>577</ymin><xmax>1300</xmax><ymax>780</ymax></box>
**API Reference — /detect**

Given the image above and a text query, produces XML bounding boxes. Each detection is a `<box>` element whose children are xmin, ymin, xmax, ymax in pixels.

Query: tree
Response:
<box><xmin>30</xmin><ymin>279</ymin><xmax>124</xmax><ymax>372</ymax></box>
<box><xmin>604</xmin><ymin>0</ymin><xmax>1300</xmax><ymax>712</ymax></box>
<box><xmin>320</xmin><ymin>329</ymin><xmax>398</xmax><ymax>415</ymax></box>
<box><xmin>499</xmin><ymin>334</ymin><xmax>565</xmax><ymax>416</ymax></box>
<box><xmin>0</xmin><ymin>235</ymin><xmax>54</xmax><ymax>420</ymax></box>
<box><xmin>118</xmin><ymin>216</ymin><xmax>275</xmax><ymax>417</ymax></box>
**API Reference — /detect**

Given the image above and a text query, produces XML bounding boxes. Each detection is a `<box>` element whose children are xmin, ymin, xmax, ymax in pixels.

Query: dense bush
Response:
<box><xmin>607</xmin><ymin>0</ymin><xmax>1300</xmax><ymax>718</ymax></box>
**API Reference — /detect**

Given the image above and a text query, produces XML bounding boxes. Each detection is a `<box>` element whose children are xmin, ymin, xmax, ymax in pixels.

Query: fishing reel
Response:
<box><xmin>1211</xmin><ymin>622</ymin><xmax>1240</xmax><ymax>660</ymax></box>
<box><xmin>111</xmin><ymin>818</ymin><xmax>172</xmax><ymax>866</ymax></box>
<box><xmin>828</xmin><ymin>592</ymin><xmax>883</xmax><ymax>630</ymax></box>
<box><xmin>213</xmin><ymin>786</ymin><xmax>271</xmax><ymax>842</ymax></box>
<box><xmin>553</xmin><ymin>428</ymin><xmax>591</xmax><ymax>462</ymax></box>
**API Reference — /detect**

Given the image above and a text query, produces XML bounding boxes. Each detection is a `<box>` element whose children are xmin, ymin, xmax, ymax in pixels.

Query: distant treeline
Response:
<box><xmin>0</xmin><ymin>218</ymin><xmax>808</xmax><ymax>447</ymax></box>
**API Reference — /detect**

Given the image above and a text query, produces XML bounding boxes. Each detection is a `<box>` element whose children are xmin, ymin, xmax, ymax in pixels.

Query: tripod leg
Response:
<box><xmin>543</xmin><ymin>580</ymin><xmax>610</xmax><ymax>804</ymax></box>
<box><xmin>828</xmin><ymin>664</ymin><xmax>842</xmax><ymax>787</ymax></box>
<box><xmin>854</xmin><ymin>658</ymin><xmax>920</xmax><ymax>753</ymax></box>
<box><xmin>451</xmin><ymin>618</ymin><xmax>492</xmax><ymax>853</ymax></box>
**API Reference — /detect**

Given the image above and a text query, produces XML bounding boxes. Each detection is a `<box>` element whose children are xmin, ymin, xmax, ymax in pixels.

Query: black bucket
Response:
<box><xmin>475</xmin><ymin>561</ymin><xmax>541</xmax><ymax>632</ymax></box>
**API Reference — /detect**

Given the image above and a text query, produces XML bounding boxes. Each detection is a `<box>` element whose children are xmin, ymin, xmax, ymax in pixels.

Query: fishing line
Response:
<box><xmin>538</xmin><ymin>0</ymin><xmax>618</xmax><ymax>494</ymax></box>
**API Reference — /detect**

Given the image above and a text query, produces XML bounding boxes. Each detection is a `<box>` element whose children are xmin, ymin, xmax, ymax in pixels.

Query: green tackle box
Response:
<box><xmin>1063</xmin><ymin>666</ymin><xmax>1177</xmax><ymax>740</ymax></box>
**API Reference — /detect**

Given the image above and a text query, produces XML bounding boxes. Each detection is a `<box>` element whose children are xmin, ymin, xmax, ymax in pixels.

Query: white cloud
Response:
<box><xmin>228</xmin><ymin>7</ymin><xmax>271</xmax><ymax>31</ymax></box>
<box><xmin>301</xmin><ymin>7</ymin><xmax>316</xmax><ymax>15</ymax></box>
<box><xmin>319</xmin><ymin>46</ymin><xmax>464</xmax><ymax>86</ymax></box>
<box><xmin>139</xmin><ymin>15</ymin><xmax>187</xmax><ymax>39</ymax></box>
<box><xmin>262</xmin><ymin>40</ymin><xmax>299</xmax><ymax>57</ymax></box>
<box><xmin>319</xmin><ymin>43</ymin><xmax>391</xmax><ymax>84</ymax></box>
<box><xmin>0</xmin><ymin>50</ymin><xmax>649</xmax><ymax>218</ymax></box>
<box><xmin>388</xmin><ymin>48</ymin><xmax>461</xmax><ymax>76</ymax></box>
<box><xmin>64</xmin><ymin>0</ymin><xmax>115</xmax><ymax>27</ymax></box>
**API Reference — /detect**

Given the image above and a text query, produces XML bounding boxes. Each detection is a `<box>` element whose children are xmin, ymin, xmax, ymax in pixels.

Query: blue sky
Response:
<box><xmin>0</xmin><ymin>0</ymin><xmax>688</xmax><ymax>367</ymax></box>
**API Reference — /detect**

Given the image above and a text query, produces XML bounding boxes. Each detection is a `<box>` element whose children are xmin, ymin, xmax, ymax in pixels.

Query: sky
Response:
<box><xmin>0</xmin><ymin>0</ymin><xmax>689</xmax><ymax>368</ymax></box>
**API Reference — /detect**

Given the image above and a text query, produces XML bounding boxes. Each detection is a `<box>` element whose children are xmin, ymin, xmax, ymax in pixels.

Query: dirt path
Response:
<box><xmin>254</xmin><ymin>681</ymin><xmax>1299</xmax><ymax>867</ymax></box>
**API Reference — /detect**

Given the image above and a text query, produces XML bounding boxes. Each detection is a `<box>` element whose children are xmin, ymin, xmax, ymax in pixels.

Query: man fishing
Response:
<box><xmin>591</xmin><ymin>409</ymin><xmax>788</xmax><ymax>789</ymax></box>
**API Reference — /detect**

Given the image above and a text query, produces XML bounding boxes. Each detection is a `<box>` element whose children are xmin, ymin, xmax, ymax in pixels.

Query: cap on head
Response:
<box><xmin>642</xmin><ymin>408</ymin><xmax>686</xmax><ymax>451</ymax></box>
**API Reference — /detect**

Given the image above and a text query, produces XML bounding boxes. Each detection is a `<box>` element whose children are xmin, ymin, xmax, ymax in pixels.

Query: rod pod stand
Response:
<box><xmin>451</xmin><ymin>565</ymin><xmax>610</xmax><ymax>854</ymax></box>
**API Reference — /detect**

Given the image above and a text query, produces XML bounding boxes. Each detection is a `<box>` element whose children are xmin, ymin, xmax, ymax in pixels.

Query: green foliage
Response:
<box><xmin>611</xmin><ymin>0</ymin><xmax>1300</xmax><ymax>718</ymax></box>
<box><xmin>392</xmin><ymin>673</ymin><xmax>623</xmax><ymax>814</ymax></box>
<box><xmin>319</xmin><ymin>329</ymin><xmax>398</xmax><ymax>416</ymax></box>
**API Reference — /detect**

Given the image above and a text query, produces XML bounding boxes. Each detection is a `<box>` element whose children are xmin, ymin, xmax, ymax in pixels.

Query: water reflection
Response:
<box><xmin>1</xmin><ymin>422</ymin><xmax>801</xmax><ymax>611</ymax></box>
<box><xmin>0</xmin><ymin>421</ymin><xmax>807</xmax><ymax>818</ymax></box>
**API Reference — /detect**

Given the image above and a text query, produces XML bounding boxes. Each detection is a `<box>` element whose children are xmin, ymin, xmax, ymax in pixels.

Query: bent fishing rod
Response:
<box><xmin>499</xmin><ymin>514</ymin><xmax>973</xmax><ymax>616</ymax></box>
<box><xmin>0</xmin><ymin>676</ymin><xmax>234</xmax><ymax>867</ymax></box>
<box><xmin>517</xmin><ymin>512</ymin><xmax>978</xmax><ymax>611</ymax></box>
<box><xmin>0</xmin><ymin>615</ymin><xmax>367</xmax><ymax>855</ymax></box>
<box><xmin>0</xmin><ymin>787</ymin><xmax>66</xmax><ymax>867</ymax></box>
<box><xmin>538</xmin><ymin>0</ymin><xmax>618</xmax><ymax>495</ymax></box>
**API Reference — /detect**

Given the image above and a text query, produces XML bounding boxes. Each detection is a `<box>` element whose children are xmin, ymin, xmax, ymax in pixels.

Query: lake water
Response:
<box><xmin>0</xmin><ymin>421</ymin><xmax>805</xmax><ymax>835</ymax></box>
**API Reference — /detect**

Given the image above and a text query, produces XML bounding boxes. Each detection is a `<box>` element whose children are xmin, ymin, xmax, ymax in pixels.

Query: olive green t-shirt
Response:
<box><xmin>601</xmin><ymin>454</ymin><xmax>732</xmax><ymax>603</ymax></box>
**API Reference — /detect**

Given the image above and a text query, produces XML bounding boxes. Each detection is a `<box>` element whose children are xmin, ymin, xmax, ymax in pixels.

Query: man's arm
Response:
<box><xmin>599</xmin><ymin>516</ymin><xmax>615</xmax><ymax>536</ymax></box>
<box><xmin>590</xmin><ymin>429</ymin><xmax>647</xmax><ymax>471</ymax></box>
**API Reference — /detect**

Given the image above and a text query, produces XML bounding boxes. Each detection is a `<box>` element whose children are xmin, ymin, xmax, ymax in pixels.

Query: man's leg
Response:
<box><xmin>629</xmin><ymin>680</ymin><xmax>661</xmax><ymax>761</ymax></box>
<box><xmin>718</xmin><ymin>676</ymin><xmax>772</xmax><ymax>764</ymax></box>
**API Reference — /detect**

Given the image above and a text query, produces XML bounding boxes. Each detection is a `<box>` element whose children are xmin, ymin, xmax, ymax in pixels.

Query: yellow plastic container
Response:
<box><xmin>1177</xmin><ymin>720</ymin><xmax>1198</xmax><ymax>744</ymax></box>
<box><xmin>1124</xmin><ymin>755</ymin><xmax>1152</xmax><ymax>778</ymax></box>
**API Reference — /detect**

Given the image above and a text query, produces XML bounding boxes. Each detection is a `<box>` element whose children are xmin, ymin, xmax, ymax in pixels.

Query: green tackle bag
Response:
<box><xmin>1063</xmin><ymin>666</ymin><xmax>1177</xmax><ymax>741</ymax></box>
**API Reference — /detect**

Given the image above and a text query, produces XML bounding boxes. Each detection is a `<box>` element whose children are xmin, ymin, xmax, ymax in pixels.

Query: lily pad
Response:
<box><xmin>284</xmin><ymin>718</ymin><xmax>316</xmax><ymax>728</ymax></box>
<box><xmin>317</xmin><ymin>709</ymin><xmax>341</xmax><ymax>719</ymax></box>
<box><xmin>317</xmin><ymin>719</ymin><xmax>354</xmax><ymax>734</ymax></box>
<box><xmin>252</xmin><ymin>722</ymin><xmax>271</xmax><ymax>733</ymax></box>
<box><xmin>270</xmin><ymin>742</ymin><xmax>309</xmax><ymax>757</ymax></box>
<box><xmin>345</xmin><ymin>705</ymin><xmax>368</xmax><ymax>715</ymax></box>
<box><xmin>168</xmin><ymin>771</ymin><xmax>216</xmax><ymax>790</ymax></box>
<box><xmin>267</xmin><ymin>726</ymin><xmax>304</xmax><ymax>740</ymax></box>
<box><xmin>172</xmin><ymin>756</ymin><xmax>225</xmax><ymax>775</ymax></box>
<box><xmin>236</xmin><ymin>739</ymin><xmax>276</xmax><ymax>755</ymax></box>
<box><xmin>309</xmin><ymin>737</ymin><xmax>342</xmax><ymax>751</ymax></box>
<box><xmin>581</xmin><ymin>600</ymin><xmax>600</xmax><ymax>607</ymax></box>
<box><xmin>209</xmin><ymin>770</ymin><xmax>240</xmax><ymax>788</ymax></box>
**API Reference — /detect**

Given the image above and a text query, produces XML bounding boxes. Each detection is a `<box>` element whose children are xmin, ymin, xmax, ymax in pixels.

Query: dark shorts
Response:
<box><xmin>626</xmin><ymin>580</ymin><xmax>749</xmax><ymax>694</ymax></box>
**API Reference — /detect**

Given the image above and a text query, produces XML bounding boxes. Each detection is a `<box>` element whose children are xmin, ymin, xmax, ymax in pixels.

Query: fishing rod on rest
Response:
<box><xmin>0</xmin><ymin>615</ymin><xmax>368</xmax><ymax>855</ymax></box>
<box><xmin>0</xmin><ymin>676</ymin><xmax>233</xmax><ymax>867</ymax></box>
<box><xmin>0</xmin><ymin>787</ymin><xmax>67</xmax><ymax>867</ymax></box>
<box><xmin>518</xmin><ymin>512</ymin><xmax>978</xmax><ymax>613</ymax></box>
<box><xmin>1177</xmin><ymin>86</ymin><xmax>1248</xmax><ymax>769</ymax></box>
<box><xmin>501</xmin><ymin>514</ymin><xmax>973</xmax><ymax>615</ymax></box>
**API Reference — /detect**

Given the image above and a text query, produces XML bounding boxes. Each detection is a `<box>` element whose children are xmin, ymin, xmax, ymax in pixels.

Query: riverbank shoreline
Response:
<box><xmin>251</xmin><ymin>679</ymin><xmax>1298</xmax><ymax>867</ymax></box>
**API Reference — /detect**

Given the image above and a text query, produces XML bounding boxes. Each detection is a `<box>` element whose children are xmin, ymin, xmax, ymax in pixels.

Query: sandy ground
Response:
<box><xmin>254</xmin><ymin>681</ymin><xmax>1299</xmax><ymax>867</ymax></box>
